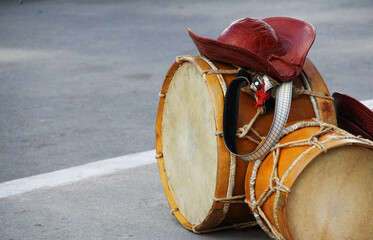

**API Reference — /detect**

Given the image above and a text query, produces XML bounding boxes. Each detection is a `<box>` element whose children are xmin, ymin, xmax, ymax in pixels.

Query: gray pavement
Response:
<box><xmin>0</xmin><ymin>163</ymin><xmax>270</xmax><ymax>240</ymax></box>
<box><xmin>1</xmin><ymin>0</ymin><xmax>373</xmax><ymax>182</ymax></box>
<box><xmin>1</xmin><ymin>0</ymin><xmax>373</xmax><ymax>239</ymax></box>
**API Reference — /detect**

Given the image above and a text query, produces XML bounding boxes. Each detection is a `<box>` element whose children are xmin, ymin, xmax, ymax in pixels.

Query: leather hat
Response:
<box><xmin>333</xmin><ymin>92</ymin><xmax>373</xmax><ymax>141</ymax></box>
<box><xmin>188</xmin><ymin>17</ymin><xmax>315</xmax><ymax>81</ymax></box>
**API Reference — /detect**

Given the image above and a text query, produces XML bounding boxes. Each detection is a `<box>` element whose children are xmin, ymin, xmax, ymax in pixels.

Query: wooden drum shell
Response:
<box><xmin>156</xmin><ymin>56</ymin><xmax>336</xmax><ymax>232</ymax></box>
<box><xmin>245</xmin><ymin>125</ymin><xmax>373</xmax><ymax>240</ymax></box>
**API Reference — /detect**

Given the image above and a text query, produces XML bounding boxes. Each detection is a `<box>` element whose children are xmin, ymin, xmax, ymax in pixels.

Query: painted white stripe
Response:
<box><xmin>0</xmin><ymin>149</ymin><xmax>156</xmax><ymax>199</ymax></box>
<box><xmin>362</xmin><ymin>99</ymin><xmax>373</xmax><ymax>110</ymax></box>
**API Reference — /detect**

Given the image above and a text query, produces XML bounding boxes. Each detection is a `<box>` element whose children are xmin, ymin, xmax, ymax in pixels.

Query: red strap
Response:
<box><xmin>255</xmin><ymin>83</ymin><xmax>271</xmax><ymax>109</ymax></box>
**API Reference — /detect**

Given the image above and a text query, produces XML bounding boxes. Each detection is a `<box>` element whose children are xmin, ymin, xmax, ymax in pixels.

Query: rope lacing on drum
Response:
<box><xmin>269</xmin><ymin>148</ymin><xmax>291</xmax><ymax>194</ymax></box>
<box><xmin>215</xmin><ymin>131</ymin><xmax>224</xmax><ymax>137</ymax></box>
<box><xmin>201</xmin><ymin>69</ymin><xmax>242</xmax><ymax>76</ymax></box>
<box><xmin>170</xmin><ymin>208</ymin><xmax>178</xmax><ymax>214</ymax></box>
<box><xmin>155</xmin><ymin>153</ymin><xmax>163</xmax><ymax>159</ymax></box>
<box><xmin>245</xmin><ymin>198</ymin><xmax>286</xmax><ymax>240</ymax></box>
<box><xmin>236</xmin><ymin>107</ymin><xmax>265</xmax><ymax>139</ymax></box>
<box><xmin>233</xmin><ymin>87</ymin><xmax>333</xmax><ymax>153</ymax></box>
<box><xmin>270</xmin><ymin>178</ymin><xmax>290</xmax><ymax>193</ymax></box>
<box><xmin>293</xmin><ymin>86</ymin><xmax>334</xmax><ymax>100</ymax></box>
<box><xmin>248</xmin><ymin>119</ymin><xmax>373</xmax><ymax>240</ymax></box>
<box><xmin>214</xmin><ymin>194</ymin><xmax>246</xmax><ymax>204</ymax></box>
<box><xmin>191</xmin><ymin>220</ymin><xmax>257</xmax><ymax>234</ymax></box>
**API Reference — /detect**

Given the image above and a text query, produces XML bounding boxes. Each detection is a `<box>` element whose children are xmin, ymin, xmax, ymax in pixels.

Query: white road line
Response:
<box><xmin>0</xmin><ymin>149</ymin><xmax>156</xmax><ymax>199</ymax></box>
<box><xmin>0</xmin><ymin>99</ymin><xmax>371</xmax><ymax>199</ymax></box>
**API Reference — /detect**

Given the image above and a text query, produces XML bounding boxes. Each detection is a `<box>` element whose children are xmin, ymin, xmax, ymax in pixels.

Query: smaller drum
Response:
<box><xmin>245</xmin><ymin>120</ymin><xmax>373</xmax><ymax>240</ymax></box>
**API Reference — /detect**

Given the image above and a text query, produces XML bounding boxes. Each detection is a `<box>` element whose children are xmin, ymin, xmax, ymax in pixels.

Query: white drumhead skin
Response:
<box><xmin>162</xmin><ymin>62</ymin><xmax>218</xmax><ymax>225</ymax></box>
<box><xmin>287</xmin><ymin>145</ymin><xmax>373</xmax><ymax>240</ymax></box>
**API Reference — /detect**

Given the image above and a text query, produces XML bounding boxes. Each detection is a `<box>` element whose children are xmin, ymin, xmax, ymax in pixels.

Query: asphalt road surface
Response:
<box><xmin>1</xmin><ymin>0</ymin><xmax>372</xmax><ymax>182</ymax></box>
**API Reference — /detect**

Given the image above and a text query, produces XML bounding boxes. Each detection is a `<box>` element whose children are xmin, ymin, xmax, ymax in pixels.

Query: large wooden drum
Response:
<box><xmin>245</xmin><ymin>120</ymin><xmax>373</xmax><ymax>240</ymax></box>
<box><xmin>155</xmin><ymin>55</ymin><xmax>336</xmax><ymax>232</ymax></box>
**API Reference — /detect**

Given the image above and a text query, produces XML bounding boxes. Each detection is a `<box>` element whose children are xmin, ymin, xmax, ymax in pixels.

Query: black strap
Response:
<box><xmin>223</xmin><ymin>70</ymin><xmax>276</xmax><ymax>155</ymax></box>
<box><xmin>223</xmin><ymin>70</ymin><xmax>252</xmax><ymax>154</ymax></box>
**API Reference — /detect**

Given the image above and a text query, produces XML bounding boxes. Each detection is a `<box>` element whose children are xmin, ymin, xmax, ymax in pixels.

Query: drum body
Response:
<box><xmin>246</xmin><ymin>121</ymin><xmax>373</xmax><ymax>240</ymax></box>
<box><xmin>155</xmin><ymin>55</ymin><xmax>336</xmax><ymax>232</ymax></box>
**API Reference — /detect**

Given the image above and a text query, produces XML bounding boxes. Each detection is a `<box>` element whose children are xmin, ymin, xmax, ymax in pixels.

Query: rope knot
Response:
<box><xmin>270</xmin><ymin>177</ymin><xmax>291</xmax><ymax>193</ymax></box>
<box><xmin>295</xmin><ymin>86</ymin><xmax>306</xmax><ymax>95</ymax></box>
<box><xmin>236</xmin><ymin>107</ymin><xmax>265</xmax><ymax>139</ymax></box>
<box><xmin>308</xmin><ymin>137</ymin><xmax>328</xmax><ymax>152</ymax></box>
<box><xmin>293</xmin><ymin>86</ymin><xmax>306</xmax><ymax>98</ymax></box>
<box><xmin>245</xmin><ymin>199</ymin><xmax>259</xmax><ymax>213</ymax></box>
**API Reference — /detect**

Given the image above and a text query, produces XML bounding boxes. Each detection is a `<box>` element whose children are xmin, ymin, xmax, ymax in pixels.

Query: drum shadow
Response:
<box><xmin>194</xmin><ymin>225</ymin><xmax>271</xmax><ymax>239</ymax></box>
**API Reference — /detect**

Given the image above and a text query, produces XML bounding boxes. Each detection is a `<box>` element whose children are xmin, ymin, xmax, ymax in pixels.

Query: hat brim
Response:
<box><xmin>188</xmin><ymin>17</ymin><xmax>315</xmax><ymax>81</ymax></box>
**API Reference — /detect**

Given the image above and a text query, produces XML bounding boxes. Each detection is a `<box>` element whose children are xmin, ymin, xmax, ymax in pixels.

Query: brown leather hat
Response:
<box><xmin>188</xmin><ymin>17</ymin><xmax>315</xmax><ymax>81</ymax></box>
<box><xmin>333</xmin><ymin>92</ymin><xmax>373</xmax><ymax>141</ymax></box>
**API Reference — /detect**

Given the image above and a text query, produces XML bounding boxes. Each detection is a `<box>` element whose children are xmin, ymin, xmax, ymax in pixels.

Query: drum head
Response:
<box><xmin>287</xmin><ymin>145</ymin><xmax>373</xmax><ymax>239</ymax></box>
<box><xmin>162</xmin><ymin>62</ymin><xmax>218</xmax><ymax>225</ymax></box>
